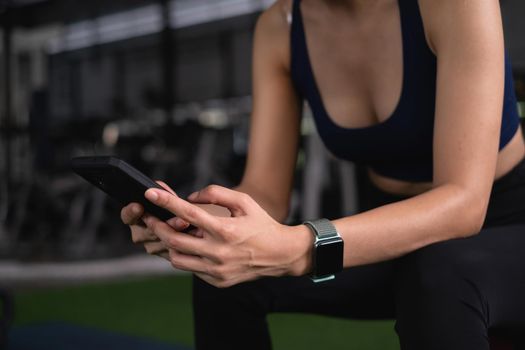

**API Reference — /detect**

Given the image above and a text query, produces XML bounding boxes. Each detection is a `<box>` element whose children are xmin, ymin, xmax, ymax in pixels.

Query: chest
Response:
<box><xmin>291</xmin><ymin>0</ymin><xmax>439</xmax><ymax>181</ymax></box>
<box><xmin>300</xmin><ymin>0</ymin><xmax>403</xmax><ymax>127</ymax></box>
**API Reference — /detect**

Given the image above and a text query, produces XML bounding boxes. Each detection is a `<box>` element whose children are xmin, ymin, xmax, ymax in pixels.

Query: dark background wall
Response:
<box><xmin>502</xmin><ymin>0</ymin><xmax>525</xmax><ymax>73</ymax></box>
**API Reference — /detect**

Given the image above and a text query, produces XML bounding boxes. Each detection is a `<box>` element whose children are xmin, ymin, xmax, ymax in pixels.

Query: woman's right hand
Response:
<box><xmin>121</xmin><ymin>203</ymin><xmax>163</xmax><ymax>260</ymax></box>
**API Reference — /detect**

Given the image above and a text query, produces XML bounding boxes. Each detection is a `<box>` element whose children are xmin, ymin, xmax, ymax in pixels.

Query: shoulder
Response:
<box><xmin>255</xmin><ymin>0</ymin><xmax>292</xmax><ymax>39</ymax></box>
<box><xmin>417</xmin><ymin>0</ymin><xmax>503</xmax><ymax>54</ymax></box>
<box><xmin>254</xmin><ymin>0</ymin><xmax>294</xmax><ymax>71</ymax></box>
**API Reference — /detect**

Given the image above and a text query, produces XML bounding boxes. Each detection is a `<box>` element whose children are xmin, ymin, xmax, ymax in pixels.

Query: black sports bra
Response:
<box><xmin>290</xmin><ymin>0</ymin><xmax>521</xmax><ymax>182</ymax></box>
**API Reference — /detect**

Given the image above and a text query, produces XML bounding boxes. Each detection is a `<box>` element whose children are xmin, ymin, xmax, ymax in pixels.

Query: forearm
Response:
<box><xmin>294</xmin><ymin>184</ymin><xmax>486</xmax><ymax>270</ymax></box>
<box><xmin>143</xmin><ymin>179</ymin><xmax>487</xmax><ymax>285</ymax></box>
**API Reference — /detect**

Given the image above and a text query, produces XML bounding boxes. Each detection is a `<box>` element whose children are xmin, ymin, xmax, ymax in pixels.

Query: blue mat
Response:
<box><xmin>7</xmin><ymin>322</ymin><xmax>192</xmax><ymax>350</ymax></box>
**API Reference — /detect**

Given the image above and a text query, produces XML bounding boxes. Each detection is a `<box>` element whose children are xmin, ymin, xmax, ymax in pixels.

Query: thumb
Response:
<box><xmin>187</xmin><ymin>185</ymin><xmax>250</xmax><ymax>217</ymax></box>
<box><xmin>156</xmin><ymin>180</ymin><xmax>177</xmax><ymax>196</ymax></box>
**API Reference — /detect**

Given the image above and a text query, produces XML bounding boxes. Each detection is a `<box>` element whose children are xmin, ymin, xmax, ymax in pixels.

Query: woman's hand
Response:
<box><xmin>142</xmin><ymin>185</ymin><xmax>313</xmax><ymax>288</ymax></box>
<box><xmin>120</xmin><ymin>182</ymin><xmax>190</xmax><ymax>261</ymax></box>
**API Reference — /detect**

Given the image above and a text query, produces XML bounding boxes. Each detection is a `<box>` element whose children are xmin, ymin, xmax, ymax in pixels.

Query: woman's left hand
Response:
<box><xmin>142</xmin><ymin>185</ymin><xmax>313</xmax><ymax>288</ymax></box>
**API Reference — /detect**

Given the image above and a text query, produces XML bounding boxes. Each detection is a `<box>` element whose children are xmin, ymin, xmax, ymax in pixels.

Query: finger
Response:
<box><xmin>166</xmin><ymin>216</ymin><xmax>190</xmax><ymax>231</ymax></box>
<box><xmin>194</xmin><ymin>272</ymin><xmax>235</xmax><ymax>289</ymax></box>
<box><xmin>177</xmin><ymin>225</ymin><xmax>205</xmax><ymax>238</ymax></box>
<box><xmin>188</xmin><ymin>227</ymin><xmax>206</xmax><ymax>238</ymax></box>
<box><xmin>121</xmin><ymin>203</ymin><xmax>144</xmax><ymax>225</ymax></box>
<box><xmin>144</xmin><ymin>241</ymin><xmax>167</xmax><ymax>255</ymax></box>
<box><xmin>195</xmin><ymin>203</ymin><xmax>232</xmax><ymax>218</ymax></box>
<box><xmin>157</xmin><ymin>251</ymin><xmax>170</xmax><ymax>261</ymax></box>
<box><xmin>145</xmin><ymin>188</ymin><xmax>221</xmax><ymax>232</ymax></box>
<box><xmin>187</xmin><ymin>185</ymin><xmax>251</xmax><ymax>217</ymax></box>
<box><xmin>169</xmin><ymin>249</ymin><xmax>209</xmax><ymax>274</ymax></box>
<box><xmin>143</xmin><ymin>215</ymin><xmax>217</xmax><ymax>259</ymax></box>
<box><xmin>156</xmin><ymin>180</ymin><xmax>176</xmax><ymax>195</ymax></box>
<box><xmin>130</xmin><ymin>225</ymin><xmax>158</xmax><ymax>244</ymax></box>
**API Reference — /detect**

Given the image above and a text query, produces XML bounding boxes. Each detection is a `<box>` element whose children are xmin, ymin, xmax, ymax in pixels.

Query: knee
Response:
<box><xmin>394</xmin><ymin>241</ymin><xmax>490</xmax><ymax>347</ymax></box>
<box><xmin>193</xmin><ymin>274</ymin><xmax>238</xmax><ymax>310</ymax></box>
<box><xmin>395</xmin><ymin>239</ymin><xmax>481</xmax><ymax>295</ymax></box>
<box><xmin>192</xmin><ymin>275</ymin><xmax>271</xmax><ymax>317</ymax></box>
<box><xmin>394</xmin><ymin>239</ymin><xmax>489</xmax><ymax>328</ymax></box>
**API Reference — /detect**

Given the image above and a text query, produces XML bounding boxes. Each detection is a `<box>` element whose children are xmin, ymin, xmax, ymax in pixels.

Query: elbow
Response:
<box><xmin>236</xmin><ymin>182</ymin><xmax>289</xmax><ymax>222</ymax></box>
<box><xmin>457</xmin><ymin>194</ymin><xmax>489</xmax><ymax>238</ymax></box>
<box><xmin>249</xmin><ymin>189</ymin><xmax>289</xmax><ymax>222</ymax></box>
<box><xmin>461</xmin><ymin>211</ymin><xmax>485</xmax><ymax>238</ymax></box>
<box><xmin>268</xmin><ymin>192</ymin><xmax>293</xmax><ymax>223</ymax></box>
<box><xmin>256</xmin><ymin>195</ymin><xmax>290</xmax><ymax>223</ymax></box>
<box><xmin>272</xmin><ymin>204</ymin><xmax>290</xmax><ymax>223</ymax></box>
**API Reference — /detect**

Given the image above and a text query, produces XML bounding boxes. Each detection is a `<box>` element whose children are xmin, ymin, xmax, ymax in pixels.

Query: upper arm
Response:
<box><xmin>240</xmin><ymin>1</ymin><xmax>302</xmax><ymax>218</ymax></box>
<box><xmin>419</xmin><ymin>0</ymin><xmax>504</xmax><ymax>221</ymax></box>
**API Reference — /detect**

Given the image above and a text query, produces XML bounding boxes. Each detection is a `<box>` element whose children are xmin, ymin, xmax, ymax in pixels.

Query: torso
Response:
<box><xmin>279</xmin><ymin>0</ymin><xmax>525</xmax><ymax>196</ymax></box>
<box><xmin>369</xmin><ymin>129</ymin><xmax>525</xmax><ymax>196</ymax></box>
<box><xmin>300</xmin><ymin>0</ymin><xmax>403</xmax><ymax>129</ymax></box>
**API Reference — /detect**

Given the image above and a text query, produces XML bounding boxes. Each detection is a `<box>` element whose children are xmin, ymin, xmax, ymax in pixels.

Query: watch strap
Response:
<box><xmin>303</xmin><ymin>219</ymin><xmax>343</xmax><ymax>283</ymax></box>
<box><xmin>304</xmin><ymin>219</ymin><xmax>339</xmax><ymax>241</ymax></box>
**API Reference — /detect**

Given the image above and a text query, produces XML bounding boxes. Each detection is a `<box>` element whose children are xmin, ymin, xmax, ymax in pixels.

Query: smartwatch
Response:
<box><xmin>303</xmin><ymin>219</ymin><xmax>344</xmax><ymax>283</ymax></box>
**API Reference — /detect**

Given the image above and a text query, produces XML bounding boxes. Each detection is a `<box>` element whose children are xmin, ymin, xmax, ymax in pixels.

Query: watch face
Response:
<box><xmin>315</xmin><ymin>239</ymin><xmax>344</xmax><ymax>277</ymax></box>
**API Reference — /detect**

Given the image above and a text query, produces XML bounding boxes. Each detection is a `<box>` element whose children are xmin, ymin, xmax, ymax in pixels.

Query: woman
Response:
<box><xmin>121</xmin><ymin>0</ymin><xmax>525</xmax><ymax>348</ymax></box>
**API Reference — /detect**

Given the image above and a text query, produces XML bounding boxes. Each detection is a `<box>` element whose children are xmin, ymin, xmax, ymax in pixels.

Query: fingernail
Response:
<box><xmin>188</xmin><ymin>192</ymin><xmax>198</xmax><ymax>201</ymax></box>
<box><xmin>172</xmin><ymin>217</ymin><xmax>185</xmax><ymax>228</ymax></box>
<box><xmin>146</xmin><ymin>189</ymin><xmax>159</xmax><ymax>201</ymax></box>
<box><xmin>167</xmin><ymin>217</ymin><xmax>177</xmax><ymax>227</ymax></box>
<box><xmin>132</xmin><ymin>205</ymin><xmax>140</xmax><ymax>214</ymax></box>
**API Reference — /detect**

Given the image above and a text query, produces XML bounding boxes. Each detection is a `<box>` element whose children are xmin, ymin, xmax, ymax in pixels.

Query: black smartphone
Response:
<box><xmin>71</xmin><ymin>156</ymin><xmax>176</xmax><ymax>221</ymax></box>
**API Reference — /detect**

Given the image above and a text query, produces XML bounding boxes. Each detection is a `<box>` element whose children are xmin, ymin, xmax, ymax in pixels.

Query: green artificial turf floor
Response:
<box><xmin>13</xmin><ymin>275</ymin><xmax>399</xmax><ymax>349</ymax></box>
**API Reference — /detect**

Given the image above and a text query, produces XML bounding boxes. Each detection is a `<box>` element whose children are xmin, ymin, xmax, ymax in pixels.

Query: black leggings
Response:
<box><xmin>192</xmin><ymin>157</ymin><xmax>525</xmax><ymax>350</ymax></box>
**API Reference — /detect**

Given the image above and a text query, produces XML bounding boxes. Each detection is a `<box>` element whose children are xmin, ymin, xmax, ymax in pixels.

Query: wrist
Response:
<box><xmin>303</xmin><ymin>219</ymin><xmax>344</xmax><ymax>282</ymax></box>
<box><xmin>285</xmin><ymin>224</ymin><xmax>315</xmax><ymax>277</ymax></box>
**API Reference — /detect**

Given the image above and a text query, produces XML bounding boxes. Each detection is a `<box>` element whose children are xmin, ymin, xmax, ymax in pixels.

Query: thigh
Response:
<box><xmin>471</xmin><ymin>224</ymin><xmax>525</xmax><ymax>329</ymax></box>
<box><xmin>193</xmin><ymin>259</ymin><xmax>397</xmax><ymax>320</ymax></box>
<box><xmin>393</xmin><ymin>224</ymin><xmax>525</xmax><ymax>349</ymax></box>
<box><xmin>396</xmin><ymin>223</ymin><xmax>525</xmax><ymax>329</ymax></box>
<box><xmin>262</xmin><ymin>259</ymin><xmax>397</xmax><ymax>319</ymax></box>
